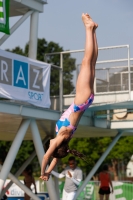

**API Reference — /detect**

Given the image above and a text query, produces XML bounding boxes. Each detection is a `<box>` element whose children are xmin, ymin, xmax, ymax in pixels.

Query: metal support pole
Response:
<box><xmin>107</xmin><ymin>69</ymin><xmax>109</xmax><ymax>92</ymax></box>
<box><xmin>0</xmin><ymin>165</ymin><xmax>40</xmax><ymax>200</ymax></box>
<box><xmin>54</xmin><ymin>165</ymin><xmax>60</xmax><ymax>200</ymax></box>
<box><xmin>127</xmin><ymin>45</ymin><xmax>131</xmax><ymax>100</ymax></box>
<box><xmin>0</xmin><ymin>136</ymin><xmax>50</xmax><ymax>198</ymax></box>
<box><xmin>59</xmin><ymin>52</ymin><xmax>63</xmax><ymax>112</ymax></box>
<box><xmin>107</xmin><ymin>110</ymin><xmax>110</xmax><ymax>129</ymax></box>
<box><xmin>120</xmin><ymin>72</ymin><xmax>123</xmax><ymax>91</ymax></box>
<box><xmin>74</xmin><ymin>131</ymin><xmax>123</xmax><ymax>200</ymax></box>
<box><xmin>0</xmin><ymin>11</ymin><xmax>33</xmax><ymax>46</ymax></box>
<box><xmin>0</xmin><ymin>119</ymin><xmax>30</xmax><ymax>193</ymax></box>
<box><xmin>30</xmin><ymin>119</ymin><xmax>59</xmax><ymax>200</ymax></box>
<box><xmin>28</xmin><ymin>11</ymin><xmax>39</xmax><ymax>59</ymax></box>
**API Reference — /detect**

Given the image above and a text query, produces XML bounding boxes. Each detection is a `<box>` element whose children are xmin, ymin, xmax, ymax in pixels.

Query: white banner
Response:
<box><xmin>0</xmin><ymin>49</ymin><xmax>51</xmax><ymax>108</ymax></box>
<box><xmin>3</xmin><ymin>180</ymin><xmax>49</xmax><ymax>199</ymax></box>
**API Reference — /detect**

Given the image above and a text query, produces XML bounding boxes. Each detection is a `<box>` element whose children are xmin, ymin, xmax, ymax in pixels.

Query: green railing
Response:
<box><xmin>59</xmin><ymin>180</ymin><xmax>133</xmax><ymax>200</ymax></box>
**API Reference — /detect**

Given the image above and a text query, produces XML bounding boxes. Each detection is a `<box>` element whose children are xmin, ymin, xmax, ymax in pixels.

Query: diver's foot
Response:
<box><xmin>82</xmin><ymin>13</ymin><xmax>95</xmax><ymax>29</ymax></box>
<box><xmin>94</xmin><ymin>23</ymin><xmax>98</xmax><ymax>29</ymax></box>
<box><xmin>94</xmin><ymin>22</ymin><xmax>98</xmax><ymax>31</ymax></box>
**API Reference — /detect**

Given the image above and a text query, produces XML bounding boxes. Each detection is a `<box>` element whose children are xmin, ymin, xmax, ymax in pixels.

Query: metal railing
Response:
<box><xmin>39</xmin><ymin>180</ymin><xmax>133</xmax><ymax>200</ymax></box>
<box><xmin>77</xmin><ymin>180</ymin><xmax>133</xmax><ymax>200</ymax></box>
<box><xmin>95</xmin><ymin>66</ymin><xmax>133</xmax><ymax>93</ymax></box>
<box><xmin>46</xmin><ymin>45</ymin><xmax>132</xmax><ymax>112</ymax></box>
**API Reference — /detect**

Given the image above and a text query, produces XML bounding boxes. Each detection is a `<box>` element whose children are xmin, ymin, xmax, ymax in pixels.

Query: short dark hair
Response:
<box><xmin>69</xmin><ymin>156</ymin><xmax>75</xmax><ymax>161</ymax></box>
<box><xmin>24</xmin><ymin>165</ymin><xmax>33</xmax><ymax>175</ymax></box>
<box><xmin>102</xmin><ymin>164</ymin><xmax>108</xmax><ymax>171</ymax></box>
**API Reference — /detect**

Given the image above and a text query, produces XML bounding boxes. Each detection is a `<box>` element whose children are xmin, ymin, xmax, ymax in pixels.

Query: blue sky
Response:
<box><xmin>0</xmin><ymin>0</ymin><xmax>133</xmax><ymax>57</ymax></box>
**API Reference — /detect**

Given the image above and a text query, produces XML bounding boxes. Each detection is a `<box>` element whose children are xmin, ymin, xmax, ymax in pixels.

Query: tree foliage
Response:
<box><xmin>60</xmin><ymin>136</ymin><xmax>133</xmax><ymax>175</ymax></box>
<box><xmin>0</xmin><ymin>140</ymin><xmax>35</xmax><ymax>174</ymax></box>
<box><xmin>1</xmin><ymin>136</ymin><xmax>133</xmax><ymax>175</ymax></box>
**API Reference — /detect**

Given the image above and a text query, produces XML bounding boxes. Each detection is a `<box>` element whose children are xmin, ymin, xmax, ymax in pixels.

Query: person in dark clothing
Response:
<box><xmin>98</xmin><ymin>164</ymin><xmax>113</xmax><ymax>200</ymax></box>
<box><xmin>22</xmin><ymin>165</ymin><xmax>37</xmax><ymax>200</ymax></box>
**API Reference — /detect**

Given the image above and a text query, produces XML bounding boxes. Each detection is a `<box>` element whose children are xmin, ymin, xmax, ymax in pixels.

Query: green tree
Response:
<box><xmin>60</xmin><ymin>136</ymin><xmax>133</xmax><ymax>175</ymax></box>
<box><xmin>0</xmin><ymin>140</ymin><xmax>35</xmax><ymax>174</ymax></box>
<box><xmin>0</xmin><ymin>141</ymin><xmax>11</xmax><ymax>162</ymax></box>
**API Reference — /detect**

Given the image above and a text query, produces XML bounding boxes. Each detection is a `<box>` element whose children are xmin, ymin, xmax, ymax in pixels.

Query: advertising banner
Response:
<box><xmin>110</xmin><ymin>181</ymin><xmax>133</xmax><ymax>200</ymax></box>
<box><xmin>3</xmin><ymin>180</ymin><xmax>133</xmax><ymax>200</ymax></box>
<box><xmin>0</xmin><ymin>0</ymin><xmax>10</xmax><ymax>34</ymax></box>
<box><xmin>3</xmin><ymin>180</ymin><xmax>49</xmax><ymax>200</ymax></box>
<box><xmin>59</xmin><ymin>181</ymin><xmax>133</xmax><ymax>200</ymax></box>
<box><xmin>0</xmin><ymin>49</ymin><xmax>51</xmax><ymax>108</ymax></box>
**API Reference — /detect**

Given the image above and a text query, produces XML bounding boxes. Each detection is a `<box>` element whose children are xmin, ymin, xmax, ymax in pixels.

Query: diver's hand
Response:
<box><xmin>40</xmin><ymin>173</ymin><xmax>50</xmax><ymax>181</ymax></box>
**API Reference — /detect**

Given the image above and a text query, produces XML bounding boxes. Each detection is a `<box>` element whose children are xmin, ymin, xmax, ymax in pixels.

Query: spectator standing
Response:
<box><xmin>98</xmin><ymin>164</ymin><xmax>113</xmax><ymax>200</ymax></box>
<box><xmin>22</xmin><ymin>165</ymin><xmax>37</xmax><ymax>200</ymax></box>
<box><xmin>52</xmin><ymin>156</ymin><xmax>83</xmax><ymax>200</ymax></box>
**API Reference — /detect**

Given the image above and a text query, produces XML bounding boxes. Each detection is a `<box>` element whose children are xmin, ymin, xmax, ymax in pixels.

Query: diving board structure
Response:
<box><xmin>0</xmin><ymin>1</ymin><xmax>133</xmax><ymax>200</ymax></box>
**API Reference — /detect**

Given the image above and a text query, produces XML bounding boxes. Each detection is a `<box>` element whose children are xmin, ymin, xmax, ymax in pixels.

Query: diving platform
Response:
<box><xmin>0</xmin><ymin>91</ymin><xmax>133</xmax><ymax>142</ymax></box>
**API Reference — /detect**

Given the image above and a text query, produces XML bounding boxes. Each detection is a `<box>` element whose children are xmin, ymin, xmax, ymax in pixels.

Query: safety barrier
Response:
<box><xmin>15</xmin><ymin>179</ymin><xmax>133</xmax><ymax>200</ymax></box>
<box><xmin>47</xmin><ymin>46</ymin><xmax>133</xmax><ymax>111</ymax></box>
<box><xmin>59</xmin><ymin>180</ymin><xmax>133</xmax><ymax>200</ymax></box>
